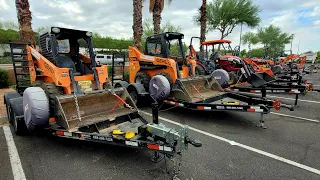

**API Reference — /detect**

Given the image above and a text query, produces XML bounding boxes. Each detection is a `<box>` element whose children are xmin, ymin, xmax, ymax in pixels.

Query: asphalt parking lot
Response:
<box><xmin>1</xmin><ymin>73</ymin><xmax>320</xmax><ymax>180</ymax></box>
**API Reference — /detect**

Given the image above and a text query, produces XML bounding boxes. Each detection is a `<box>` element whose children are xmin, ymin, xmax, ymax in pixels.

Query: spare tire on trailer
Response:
<box><xmin>149</xmin><ymin>75</ymin><xmax>171</xmax><ymax>102</ymax></box>
<box><xmin>154</xmin><ymin>72</ymin><xmax>173</xmax><ymax>88</ymax></box>
<box><xmin>211</xmin><ymin>69</ymin><xmax>230</xmax><ymax>88</ymax></box>
<box><xmin>23</xmin><ymin>87</ymin><xmax>50</xmax><ymax>131</ymax></box>
<box><xmin>134</xmin><ymin>72</ymin><xmax>151</xmax><ymax>91</ymax></box>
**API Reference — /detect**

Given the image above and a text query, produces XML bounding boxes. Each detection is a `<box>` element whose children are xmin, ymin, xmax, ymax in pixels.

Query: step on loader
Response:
<box><xmin>115</xmin><ymin>32</ymin><xmax>293</xmax><ymax>129</ymax></box>
<box><xmin>4</xmin><ymin>28</ymin><xmax>201</xmax><ymax>176</ymax></box>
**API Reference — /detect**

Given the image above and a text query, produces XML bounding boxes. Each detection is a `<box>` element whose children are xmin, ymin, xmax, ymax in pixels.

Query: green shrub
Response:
<box><xmin>0</xmin><ymin>57</ymin><xmax>12</xmax><ymax>64</ymax></box>
<box><xmin>3</xmin><ymin>52</ymin><xmax>11</xmax><ymax>57</ymax></box>
<box><xmin>0</xmin><ymin>69</ymin><xmax>9</xmax><ymax>88</ymax></box>
<box><xmin>107</xmin><ymin>65</ymin><xmax>113</xmax><ymax>77</ymax></box>
<box><xmin>123</xmin><ymin>72</ymin><xmax>129</xmax><ymax>82</ymax></box>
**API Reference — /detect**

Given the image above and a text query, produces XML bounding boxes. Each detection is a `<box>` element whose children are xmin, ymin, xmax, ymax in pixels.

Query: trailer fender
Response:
<box><xmin>9</xmin><ymin>97</ymin><xmax>29</xmax><ymax>135</ymax></box>
<box><xmin>23</xmin><ymin>87</ymin><xmax>50</xmax><ymax>131</ymax></box>
<box><xmin>128</xmin><ymin>83</ymin><xmax>148</xmax><ymax>96</ymax></box>
<box><xmin>114</xmin><ymin>81</ymin><xmax>129</xmax><ymax>89</ymax></box>
<box><xmin>4</xmin><ymin>91</ymin><xmax>21</xmax><ymax>105</ymax></box>
<box><xmin>4</xmin><ymin>92</ymin><xmax>21</xmax><ymax>124</ymax></box>
<box><xmin>127</xmin><ymin>83</ymin><xmax>149</xmax><ymax>107</ymax></box>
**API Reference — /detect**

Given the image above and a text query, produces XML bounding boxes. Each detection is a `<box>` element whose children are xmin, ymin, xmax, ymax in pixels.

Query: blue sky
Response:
<box><xmin>0</xmin><ymin>0</ymin><xmax>319</xmax><ymax>53</ymax></box>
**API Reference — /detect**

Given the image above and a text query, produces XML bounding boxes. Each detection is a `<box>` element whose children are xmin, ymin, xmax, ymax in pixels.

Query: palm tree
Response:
<box><xmin>133</xmin><ymin>0</ymin><xmax>144</xmax><ymax>51</ymax></box>
<box><xmin>149</xmin><ymin>0</ymin><xmax>172</xmax><ymax>34</ymax></box>
<box><xmin>15</xmin><ymin>0</ymin><xmax>34</xmax><ymax>43</ymax></box>
<box><xmin>199</xmin><ymin>0</ymin><xmax>207</xmax><ymax>43</ymax></box>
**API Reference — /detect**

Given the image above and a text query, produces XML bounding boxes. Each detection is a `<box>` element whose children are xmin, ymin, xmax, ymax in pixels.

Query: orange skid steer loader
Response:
<box><xmin>4</xmin><ymin>28</ymin><xmax>201</xmax><ymax>166</ymax></box>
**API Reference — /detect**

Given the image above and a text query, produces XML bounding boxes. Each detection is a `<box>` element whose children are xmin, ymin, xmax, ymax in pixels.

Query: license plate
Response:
<box><xmin>77</xmin><ymin>80</ymin><xmax>93</xmax><ymax>93</ymax></box>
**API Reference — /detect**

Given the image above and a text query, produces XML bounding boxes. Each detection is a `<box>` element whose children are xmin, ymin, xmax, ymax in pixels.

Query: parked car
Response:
<box><xmin>95</xmin><ymin>54</ymin><xmax>124</xmax><ymax>65</ymax></box>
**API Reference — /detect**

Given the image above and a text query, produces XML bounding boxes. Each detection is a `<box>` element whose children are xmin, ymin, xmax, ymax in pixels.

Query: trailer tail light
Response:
<box><xmin>308</xmin><ymin>84</ymin><xmax>313</xmax><ymax>91</ymax></box>
<box><xmin>273</xmin><ymin>100</ymin><xmax>281</xmax><ymax>110</ymax></box>
<box><xmin>303</xmin><ymin>80</ymin><xmax>307</xmax><ymax>84</ymax></box>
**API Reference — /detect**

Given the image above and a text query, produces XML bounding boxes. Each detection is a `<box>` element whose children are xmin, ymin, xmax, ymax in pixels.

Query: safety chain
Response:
<box><xmin>73</xmin><ymin>91</ymin><xmax>82</xmax><ymax>121</ymax></box>
<box><xmin>171</xmin><ymin>153</ymin><xmax>182</xmax><ymax>180</ymax></box>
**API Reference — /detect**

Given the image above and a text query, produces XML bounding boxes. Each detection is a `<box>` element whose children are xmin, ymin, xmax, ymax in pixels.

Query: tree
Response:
<box><xmin>201</xmin><ymin>0</ymin><xmax>260</xmax><ymax>39</ymax></box>
<box><xmin>257</xmin><ymin>25</ymin><xmax>291</xmax><ymax>51</ymax></box>
<box><xmin>248</xmin><ymin>48</ymin><xmax>264</xmax><ymax>58</ymax></box>
<box><xmin>242</xmin><ymin>32</ymin><xmax>259</xmax><ymax>51</ymax></box>
<box><xmin>15</xmin><ymin>0</ymin><xmax>35</xmax><ymax>43</ymax></box>
<box><xmin>133</xmin><ymin>0</ymin><xmax>144</xmax><ymax>51</ymax></box>
<box><xmin>149</xmin><ymin>0</ymin><xmax>172</xmax><ymax>34</ymax></box>
<box><xmin>199</xmin><ymin>0</ymin><xmax>207</xmax><ymax>43</ymax></box>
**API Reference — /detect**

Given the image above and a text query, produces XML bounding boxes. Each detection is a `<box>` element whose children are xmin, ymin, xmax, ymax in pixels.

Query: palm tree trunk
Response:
<box><xmin>133</xmin><ymin>0</ymin><xmax>143</xmax><ymax>51</ymax></box>
<box><xmin>152</xmin><ymin>0</ymin><xmax>162</xmax><ymax>34</ymax></box>
<box><xmin>15</xmin><ymin>0</ymin><xmax>34</xmax><ymax>43</ymax></box>
<box><xmin>200</xmin><ymin>0</ymin><xmax>207</xmax><ymax>43</ymax></box>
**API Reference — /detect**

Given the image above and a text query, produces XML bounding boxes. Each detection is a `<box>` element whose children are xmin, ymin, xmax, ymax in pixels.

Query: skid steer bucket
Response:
<box><xmin>171</xmin><ymin>76</ymin><xmax>224</xmax><ymax>102</ymax></box>
<box><xmin>55</xmin><ymin>88</ymin><xmax>137</xmax><ymax>131</ymax></box>
<box><xmin>248</xmin><ymin>72</ymin><xmax>275</xmax><ymax>87</ymax></box>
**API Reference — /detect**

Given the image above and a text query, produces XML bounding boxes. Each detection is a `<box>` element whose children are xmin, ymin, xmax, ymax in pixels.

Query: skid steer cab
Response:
<box><xmin>4</xmin><ymin>27</ymin><xmax>201</xmax><ymax>170</ymax></box>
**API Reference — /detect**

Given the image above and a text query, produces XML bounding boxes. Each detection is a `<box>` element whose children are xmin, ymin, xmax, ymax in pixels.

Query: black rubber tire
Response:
<box><xmin>134</xmin><ymin>72</ymin><xmax>151</xmax><ymax>91</ymax></box>
<box><xmin>5</xmin><ymin>103</ymin><xmax>13</xmax><ymax>125</ymax></box>
<box><xmin>228</xmin><ymin>72</ymin><xmax>238</xmax><ymax>85</ymax></box>
<box><xmin>154</xmin><ymin>72</ymin><xmax>173</xmax><ymax>88</ymax></box>
<box><xmin>127</xmin><ymin>86</ymin><xmax>143</xmax><ymax>107</ymax></box>
<box><xmin>13</xmin><ymin>110</ymin><xmax>29</xmax><ymax>136</ymax></box>
<box><xmin>195</xmin><ymin>65</ymin><xmax>206</xmax><ymax>75</ymax></box>
<box><xmin>33</xmin><ymin>81</ymin><xmax>63</xmax><ymax>117</ymax></box>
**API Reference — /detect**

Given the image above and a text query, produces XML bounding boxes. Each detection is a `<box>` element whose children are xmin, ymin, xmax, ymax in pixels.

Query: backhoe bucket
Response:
<box><xmin>171</xmin><ymin>76</ymin><xmax>224</xmax><ymax>102</ymax></box>
<box><xmin>248</xmin><ymin>72</ymin><xmax>275</xmax><ymax>87</ymax></box>
<box><xmin>55</xmin><ymin>88</ymin><xmax>137</xmax><ymax>131</ymax></box>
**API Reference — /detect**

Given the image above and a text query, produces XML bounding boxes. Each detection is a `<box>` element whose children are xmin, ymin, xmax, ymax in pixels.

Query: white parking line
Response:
<box><xmin>3</xmin><ymin>126</ymin><xmax>26</xmax><ymax>180</ymax></box>
<box><xmin>141</xmin><ymin>111</ymin><xmax>320</xmax><ymax>176</ymax></box>
<box><xmin>270</xmin><ymin>112</ymin><xmax>319</xmax><ymax>123</ymax></box>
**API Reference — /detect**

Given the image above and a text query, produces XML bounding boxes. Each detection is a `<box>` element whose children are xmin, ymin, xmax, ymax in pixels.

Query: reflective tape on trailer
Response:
<box><xmin>164</xmin><ymin>100</ymin><xmax>184</xmax><ymax>107</ymax></box>
<box><xmin>147</xmin><ymin>144</ymin><xmax>173</xmax><ymax>152</ymax></box>
<box><xmin>197</xmin><ymin>106</ymin><xmax>211</xmax><ymax>110</ymax></box>
<box><xmin>228</xmin><ymin>88</ymin><xmax>239</xmax><ymax>92</ymax></box>
<box><xmin>289</xmin><ymin>89</ymin><xmax>300</xmax><ymax>94</ymax></box>
<box><xmin>125</xmin><ymin>141</ymin><xmax>138</xmax><ymax>147</ymax></box>
<box><xmin>247</xmin><ymin>106</ymin><xmax>264</xmax><ymax>112</ymax></box>
<box><xmin>250</xmin><ymin>90</ymin><xmax>261</xmax><ymax>93</ymax></box>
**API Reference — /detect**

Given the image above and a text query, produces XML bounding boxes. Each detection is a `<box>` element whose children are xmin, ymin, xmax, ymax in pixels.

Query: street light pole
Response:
<box><xmin>239</xmin><ymin>24</ymin><xmax>243</xmax><ymax>54</ymax></box>
<box><xmin>290</xmin><ymin>34</ymin><xmax>294</xmax><ymax>54</ymax></box>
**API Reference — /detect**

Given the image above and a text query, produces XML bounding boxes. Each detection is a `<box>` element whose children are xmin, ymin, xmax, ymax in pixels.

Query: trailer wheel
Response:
<box><xmin>228</xmin><ymin>72</ymin><xmax>238</xmax><ymax>85</ymax></box>
<box><xmin>155</xmin><ymin>72</ymin><xmax>173</xmax><ymax>88</ymax></box>
<box><xmin>134</xmin><ymin>72</ymin><xmax>151</xmax><ymax>91</ymax></box>
<box><xmin>127</xmin><ymin>86</ymin><xmax>140</xmax><ymax>107</ymax></box>
<box><xmin>195</xmin><ymin>65</ymin><xmax>206</xmax><ymax>75</ymax></box>
<box><xmin>5</xmin><ymin>103</ymin><xmax>13</xmax><ymax>125</ymax></box>
<box><xmin>12</xmin><ymin>110</ymin><xmax>29</xmax><ymax>135</ymax></box>
<box><xmin>9</xmin><ymin>98</ymin><xmax>29</xmax><ymax>135</ymax></box>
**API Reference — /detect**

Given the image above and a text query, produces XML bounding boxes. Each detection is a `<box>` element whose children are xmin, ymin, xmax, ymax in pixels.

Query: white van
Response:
<box><xmin>95</xmin><ymin>54</ymin><xmax>124</xmax><ymax>65</ymax></box>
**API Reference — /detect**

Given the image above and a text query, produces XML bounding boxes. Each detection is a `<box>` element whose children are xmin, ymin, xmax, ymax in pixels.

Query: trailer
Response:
<box><xmin>3</xmin><ymin>28</ymin><xmax>202</xmax><ymax>179</ymax></box>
